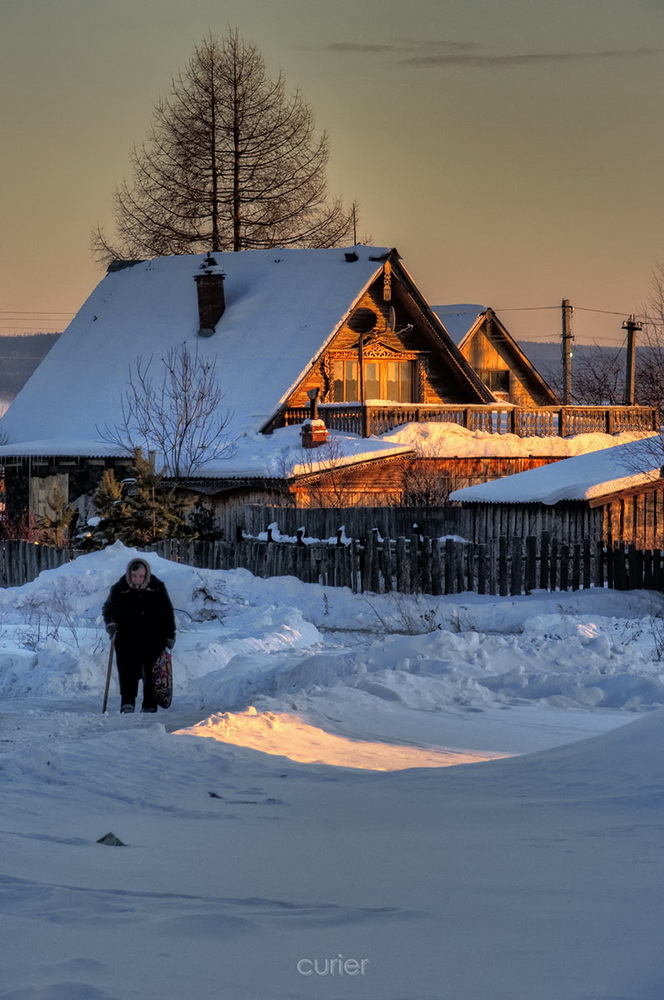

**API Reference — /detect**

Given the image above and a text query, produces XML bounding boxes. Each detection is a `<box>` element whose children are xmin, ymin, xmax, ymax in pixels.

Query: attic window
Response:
<box><xmin>480</xmin><ymin>369</ymin><xmax>510</xmax><ymax>393</ymax></box>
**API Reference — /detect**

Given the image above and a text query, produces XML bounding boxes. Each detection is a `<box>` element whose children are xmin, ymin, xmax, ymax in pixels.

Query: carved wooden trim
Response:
<box><xmin>383</xmin><ymin>261</ymin><xmax>392</xmax><ymax>301</ymax></box>
<box><xmin>320</xmin><ymin>356</ymin><xmax>334</xmax><ymax>402</ymax></box>
<box><xmin>329</xmin><ymin>344</ymin><xmax>423</xmax><ymax>361</ymax></box>
<box><xmin>417</xmin><ymin>357</ymin><xmax>429</xmax><ymax>402</ymax></box>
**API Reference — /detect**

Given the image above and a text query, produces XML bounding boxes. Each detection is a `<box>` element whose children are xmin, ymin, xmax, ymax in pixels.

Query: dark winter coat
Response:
<box><xmin>102</xmin><ymin>558</ymin><xmax>175</xmax><ymax>657</ymax></box>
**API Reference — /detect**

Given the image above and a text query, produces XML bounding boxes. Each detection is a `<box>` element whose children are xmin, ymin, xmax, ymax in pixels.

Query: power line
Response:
<box><xmin>492</xmin><ymin>305</ymin><xmax>560</xmax><ymax>312</ymax></box>
<box><xmin>573</xmin><ymin>306</ymin><xmax>642</xmax><ymax>318</ymax></box>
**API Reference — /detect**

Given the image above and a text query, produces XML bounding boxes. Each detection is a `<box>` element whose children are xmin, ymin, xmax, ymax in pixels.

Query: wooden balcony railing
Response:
<box><xmin>273</xmin><ymin>403</ymin><xmax>659</xmax><ymax>438</ymax></box>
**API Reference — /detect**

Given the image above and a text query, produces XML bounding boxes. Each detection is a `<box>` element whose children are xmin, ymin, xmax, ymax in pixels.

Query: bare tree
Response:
<box><xmin>570</xmin><ymin>344</ymin><xmax>625</xmax><ymax>405</ymax></box>
<box><xmin>98</xmin><ymin>343</ymin><xmax>236</xmax><ymax>479</ymax></box>
<box><xmin>398</xmin><ymin>457</ymin><xmax>455</xmax><ymax>507</ymax></box>
<box><xmin>636</xmin><ymin>262</ymin><xmax>664</xmax><ymax>420</ymax></box>
<box><xmin>93</xmin><ymin>30</ymin><xmax>355</xmax><ymax>263</ymax></box>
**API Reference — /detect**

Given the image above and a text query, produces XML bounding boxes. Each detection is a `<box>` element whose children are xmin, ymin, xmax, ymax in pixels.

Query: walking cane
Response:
<box><xmin>102</xmin><ymin>638</ymin><xmax>115</xmax><ymax>714</ymax></box>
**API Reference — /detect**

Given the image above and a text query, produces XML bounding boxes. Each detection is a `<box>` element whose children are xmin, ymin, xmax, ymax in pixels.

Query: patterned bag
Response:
<box><xmin>152</xmin><ymin>649</ymin><xmax>173</xmax><ymax>709</ymax></box>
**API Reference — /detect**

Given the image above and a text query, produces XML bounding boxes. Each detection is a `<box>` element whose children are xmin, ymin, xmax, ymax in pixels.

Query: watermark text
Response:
<box><xmin>297</xmin><ymin>955</ymin><xmax>370</xmax><ymax>977</ymax></box>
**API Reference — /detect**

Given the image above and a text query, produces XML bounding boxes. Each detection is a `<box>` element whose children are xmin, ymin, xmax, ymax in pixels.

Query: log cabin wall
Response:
<box><xmin>289</xmin><ymin>455</ymin><xmax>560</xmax><ymax>508</ymax></box>
<box><xmin>285</xmin><ymin>269</ymin><xmax>484</xmax><ymax>411</ymax></box>
<box><xmin>390</xmin><ymin>277</ymin><xmax>487</xmax><ymax>404</ymax></box>
<box><xmin>461</xmin><ymin>315</ymin><xmax>552</xmax><ymax>409</ymax></box>
<box><xmin>287</xmin><ymin>280</ymin><xmax>440</xmax><ymax>409</ymax></box>
<box><xmin>462</xmin><ymin>325</ymin><xmax>536</xmax><ymax>408</ymax></box>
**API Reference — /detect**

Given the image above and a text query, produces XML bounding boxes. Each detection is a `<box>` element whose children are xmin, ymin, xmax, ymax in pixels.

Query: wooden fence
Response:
<box><xmin>3</xmin><ymin>534</ymin><xmax>664</xmax><ymax>596</ymax></box>
<box><xmin>0</xmin><ymin>539</ymin><xmax>72</xmax><ymax>589</ymax></box>
<box><xmin>151</xmin><ymin>534</ymin><xmax>664</xmax><ymax>596</ymax></box>
<box><xmin>223</xmin><ymin>503</ymin><xmax>603</xmax><ymax>548</ymax></box>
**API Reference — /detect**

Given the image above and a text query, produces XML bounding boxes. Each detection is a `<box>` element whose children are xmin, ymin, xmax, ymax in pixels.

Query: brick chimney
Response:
<box><xmin>301</xmin><ymin>387</ymin><xmax>328</xmax><ymax>448</ymax></box>
<box><xmin>301</xmin><ymin>418</ymin><xmax>328</xmax><ymax>449</ymax></box>
<box><xmin>194</xmin><ymin>257</ymin><xmax>225</xmax><ymax>336</ymax></box>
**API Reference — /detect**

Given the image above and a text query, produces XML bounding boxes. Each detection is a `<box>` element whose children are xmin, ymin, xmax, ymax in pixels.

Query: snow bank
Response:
<box><xmin>384</xmin><ymin>419</ymin><xmax>655</xmax><ymax>458</ymax></box>
<box><xmin>1</xmin><ymin>542</ymin><xmax>663</xmax><ymax>724</ymax></box>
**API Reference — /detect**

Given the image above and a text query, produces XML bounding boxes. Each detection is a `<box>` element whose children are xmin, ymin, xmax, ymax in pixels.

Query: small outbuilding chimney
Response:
<box><xmin>301</xmin><ymin>388</ymin><xmax>328</xmax><ymax>449</ymax></box>
<box><xmin>194</xmin><ymin>256</ymin><xmax>225</xmax><ymax>336</ymax></box>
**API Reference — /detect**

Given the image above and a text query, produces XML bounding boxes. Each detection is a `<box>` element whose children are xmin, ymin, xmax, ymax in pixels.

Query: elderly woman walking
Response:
<box><xmin>103</xmin><ymin>558</ymin><xmax>176</xmax><ymax>713</ymax></box>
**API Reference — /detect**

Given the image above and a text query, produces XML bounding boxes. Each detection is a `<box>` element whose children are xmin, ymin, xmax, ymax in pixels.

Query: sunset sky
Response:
<box><xmin>2</xmin><ymin>0</ymin><xmax>664</xmax><ymax>345</ymax></box>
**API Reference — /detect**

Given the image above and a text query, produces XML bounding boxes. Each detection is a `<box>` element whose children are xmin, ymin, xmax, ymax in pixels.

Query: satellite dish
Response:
<box><xmin>387</xmin><ymin>306</ymin><xmax>396</xmax><ymax>332</ymax></box>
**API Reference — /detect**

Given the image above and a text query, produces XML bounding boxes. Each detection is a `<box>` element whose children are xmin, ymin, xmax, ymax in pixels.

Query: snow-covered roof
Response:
<box><xmin>0</xmin><ymin>246</ymin><xmax>392</xmax><ymax>467</ymax></box>
<box><xmin>449</xmin><ymin>435</ymin><xmax>664</xmax><ymax>505</ymax></box>
<box><xmin>431</xmin><ymin>304</ymin><xmax>487</xmax><ymax>345</ymax></box>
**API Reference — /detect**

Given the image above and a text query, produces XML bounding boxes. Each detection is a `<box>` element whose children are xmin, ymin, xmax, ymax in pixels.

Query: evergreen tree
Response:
<box><xmin>85</xmin><ymin>450</ymin><xmax>193</xmax><ymax>548</ymax></box>
<box><xmin>38</xmin><ymin>487</ymin><xmax>75</xmax><ymax>547</ymax></box>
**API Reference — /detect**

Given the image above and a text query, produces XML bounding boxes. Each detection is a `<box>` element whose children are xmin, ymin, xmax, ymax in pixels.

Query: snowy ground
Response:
<box><xmin>1</xmin><ymin>541</ymin><xmax>664</xmax><ymax>999</ymax></box>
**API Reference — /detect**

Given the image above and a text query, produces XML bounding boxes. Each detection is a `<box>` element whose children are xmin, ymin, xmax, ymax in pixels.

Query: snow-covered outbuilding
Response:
<box><xmin>449</xmin><ymin>436</ymin><xmax>664</xmax><ymax>547</ymax></box>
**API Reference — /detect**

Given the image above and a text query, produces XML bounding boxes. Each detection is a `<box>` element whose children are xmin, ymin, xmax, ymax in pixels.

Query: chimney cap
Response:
<box><xmin>197</xmin><ymin>253</ymin><xmax>225</xmax><ymax>277</ymax></box>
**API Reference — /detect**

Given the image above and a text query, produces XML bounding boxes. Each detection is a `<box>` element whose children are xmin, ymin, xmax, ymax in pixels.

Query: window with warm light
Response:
<box><xmin>332</xmin><ymin>359</ymin><xmax>414</xmax><ymax>402</ymax></box>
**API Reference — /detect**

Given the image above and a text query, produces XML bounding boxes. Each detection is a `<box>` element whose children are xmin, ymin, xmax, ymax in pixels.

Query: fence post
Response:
<box><xmin>421</xmin><ymin>537</ymin><xmax>433</xmax><ymax>594</ymax></box>
<box><xmin>571</xmin><ymin>543</ymin><xmax>581</xmax><ymax>590</ymax></box>
<box><xmin>525</xmin><ymin>536</ymin><xmax>537</xmax><ymax>594</ymax></box>
<box><xmin>396</xmin><ymin>536</ymin><xmax>409</xmax><ymax>593</ymax></box>
<box><xmin>560</xmin><ymin>543</ymin><xmax>570</xmax><ymax>591</ymax></box>
<box><xmin>510</xmin><ymin>537</ymin><xmax>523</xmax><ymax>595</ymax></box>
<box><xmin>581</xmin><ymin>538</ymin><xmax>590</xmax><ymax>589</ymax></box>
<box><xmin>594</xmin><ymin>542</ymin><xmax>605</xmax><ymax>589</ymax></box>
<box><xmin>477</xmin><ymin>543</ymin><xmax>486</xmax><ymax>594</ymax></box>
<box><xmin>498</xmin><ymin>537</ymin><xmax>508</xmax><ymax>596</ymax></box>
<box><xmin>410</xmin><ymin>531</ymin><xmax>420</xmax><ymax>594</ymax></box>
<box><xmin>350</xmin><ymin>538</ymin><xmax>361</xmax><ymax>593</ymax></box>
<box><xmin>539</xmin><ymin>532</ymin><xmax>550</xmax><ymax>590</ymax></box>
<box><xmin>628</xmin><ymin>543</ymin><xmax>640</xmax><ymax>589</ymax></box>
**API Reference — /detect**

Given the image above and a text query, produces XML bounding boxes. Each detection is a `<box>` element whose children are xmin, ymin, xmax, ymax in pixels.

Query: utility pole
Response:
<box><xmin>561</xmin><ymin>299</ymin><xmax>574</xmax><ymax>405</ymax></box>
<box><xmin>622</xmin><ymin>314</ymin><xmax>642</xmax><ymax>406</ymax></box>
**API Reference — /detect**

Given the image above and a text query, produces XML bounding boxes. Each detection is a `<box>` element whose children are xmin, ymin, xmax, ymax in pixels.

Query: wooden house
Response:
<box><xmin>432</xmin><ymin>304</ymin><xmax>559</xmax><ymax>407</ymax></box>
<box><xmin>0</xmin><ymin>247</ymin><xmax>492</xmax><ymax>520</ymax></box>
